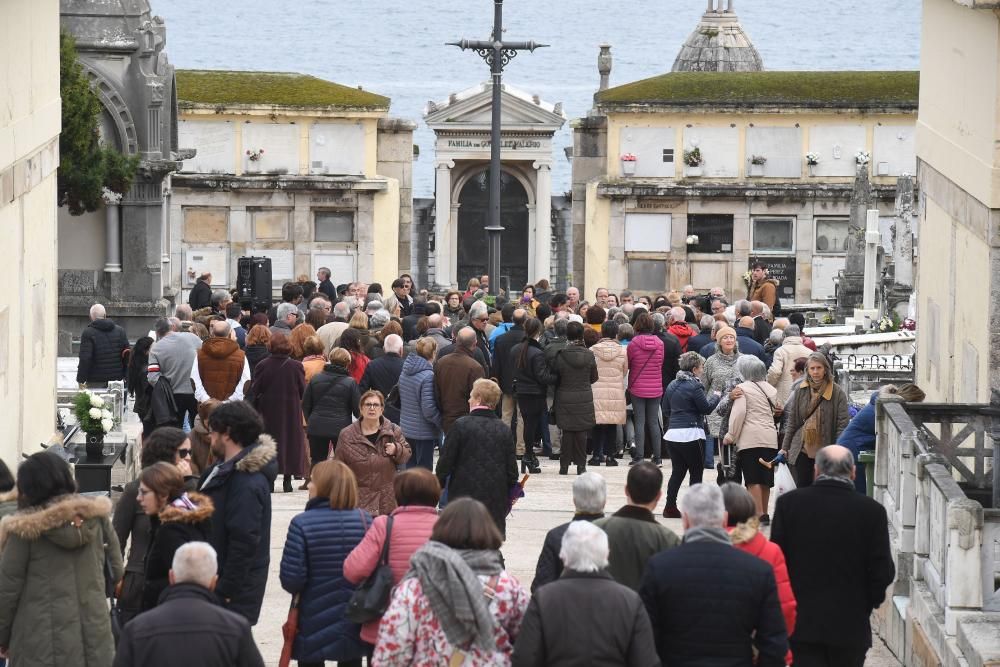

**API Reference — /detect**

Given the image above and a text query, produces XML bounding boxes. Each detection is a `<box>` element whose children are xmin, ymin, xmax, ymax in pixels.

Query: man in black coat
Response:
<box><xmin>77</xmin><ymin>303</ymin><xmax>130</xmax><ymax>388</ymax></box>
<box><xmin>316</xmin><ymin>267</ymin><xmax>337</xmax><ymax>302</ymax></box>
<box><xmin>770</xmin><ymin>445</ymin><xmax>895</xmax><ymax>667</ymax></box>
<box><xmin>531</xmin><ymin>472</ymin><xmax>606</xmax><ymax>592</ymax></box>
<box><xmin>400</xmin><ymin>297</ymin><xmax>426</xmax><ymax>342</ymax></box>
<box><xmin>360</xmin><ymin>333</ymin><xmax>405</xmax><ymax>424</ymax></box>
<box><xmin>199</xmin><ymin>401</ymin><xmax>277</xmax><ymax>625</ymax></box>
<box><xmin>735</xmin><ymin>316</ymin><xmax>769</xmax><ymax>364</ymax></box>
<box><xmin>640</xmin><ymin>483</ymin><xmax>788</xmax><ymax>666</ymax></box>
<box><xmin>188</xmin><ymin>272</ymin><xmax>213</xmax><ymax>310</ymax></box>
<box><xmin>113</xmin><ymin>541</ymin><xmax>264</xmax><ymax>667</ymax></box>
<box><xmin>435</xmin><ymin>378</ymin><xmax>518</xmax><ymax>536</ymax></box>
<box><xmin>493</xmin><ymin>308</ymin><xmax>527</xmax><ymax>452</ymax></box>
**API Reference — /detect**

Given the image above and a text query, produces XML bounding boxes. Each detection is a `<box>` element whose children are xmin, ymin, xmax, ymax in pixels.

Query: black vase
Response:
<box><xmin>85</xmin><ymin>431</ymin><xmax>105</xmax><ymax>460</ymax></box>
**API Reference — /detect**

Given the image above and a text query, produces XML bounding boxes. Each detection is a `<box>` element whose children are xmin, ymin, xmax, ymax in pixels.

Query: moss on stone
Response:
<box><xmin>176</xmin><ymin>69</ymin><xmax>389</xmax><ymax>110</ymax></box>
<box><xmin>597</xmin><ymin>70</ymin><xmax>919</xmax><ymax>109</ymax></box>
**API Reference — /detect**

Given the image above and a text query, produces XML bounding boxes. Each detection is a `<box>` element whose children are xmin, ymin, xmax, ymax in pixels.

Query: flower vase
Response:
<box><xmin>807</xmin><ymin>164</ymin><xmax>817</xmax><ymax>177</ymax></box>
<box><xmin>749</xmin><ymin>164</ymin><xmax>764</xmax><ymax>177</ymax></box>
<box><xmin>621</xmin><ymin>160</ymin><xmax>636</xmax><ymax>176</ymax></box>
<box><xmin>684</xmin><ymin>166</ymin><xmax>703</xmax><ymax>177</ymax></box>
<box><xmin>85</xmin><ymin>431</ymin><xmax>105</xmax><ymax>460</ymax></box>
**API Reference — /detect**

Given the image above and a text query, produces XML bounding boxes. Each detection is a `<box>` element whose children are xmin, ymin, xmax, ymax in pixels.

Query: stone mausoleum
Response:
<box><xmin>571</xmin><ymin>3</ymin><xmax>919</xmax><ymax>304</ymax></box>
<box><xmin>58</xmin><ymin>0</ymin><xmax>186</xmax><ymax>346</ymax></box>
<box><xmin>170</xmin><ymin>70</ymin><xmax>413</xmax><ymax>303</ymax></box>
<box><xmin>415</xmin><ymin>83</ymin><xmax>571</xmax><ymax>294</ymax></box>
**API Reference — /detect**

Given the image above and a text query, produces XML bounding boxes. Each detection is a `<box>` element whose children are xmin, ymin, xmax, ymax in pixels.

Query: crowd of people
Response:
<box><xmin>0</xmin><ymin>262</ymin><xmax>906</xmax><ymax>665</ymax></box>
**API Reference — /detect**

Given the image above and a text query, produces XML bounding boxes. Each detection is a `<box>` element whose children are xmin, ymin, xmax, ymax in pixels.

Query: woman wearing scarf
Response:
<box><xmin>373</xmin><ymin>498</ymin><xmax>530</xmax><ymax>666</ymax></box>
<box><xmin>138</xmin><ymin>461</ymin><xmax>213</xmax><ymax>610</ymax></box>
<box><xmin>701</xmin><ymin>325</ymin><xmax>742</xmax><ymax>469</ymax></box>
<box><xmin>781</xmin><ymin>351</ymin><xmax>850</xmax><ymax>487</ymax></box>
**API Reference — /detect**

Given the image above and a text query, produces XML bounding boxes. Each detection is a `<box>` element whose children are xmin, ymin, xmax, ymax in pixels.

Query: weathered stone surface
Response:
<box><xmin>672</xmin><ymin>4</ymin><xmax>763</xmax><ymax>73</ymax></box>
<box><xmin>182</xmin><ymin>207</ymin><xmax>228</xmax><ymax>242</ymax></box>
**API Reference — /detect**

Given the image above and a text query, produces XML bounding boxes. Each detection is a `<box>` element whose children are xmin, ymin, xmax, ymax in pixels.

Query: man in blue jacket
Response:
<box><xmin>199</xmin><ymin>401</ymin><xmax>277</xmax><ymax>625</ymax></box>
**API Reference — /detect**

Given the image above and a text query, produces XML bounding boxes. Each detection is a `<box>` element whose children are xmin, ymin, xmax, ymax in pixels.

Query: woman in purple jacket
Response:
<box><xmin>626</xmin><ymin>312</ymin><xmax>665</xmax><ymax>465</ymax></box>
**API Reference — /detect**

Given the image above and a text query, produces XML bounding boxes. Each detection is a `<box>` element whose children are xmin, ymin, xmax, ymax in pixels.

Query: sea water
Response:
<box><xmin>157</xmin><ymin>0</ymin><xmax>921</xmax><ymax>196</ymax></box>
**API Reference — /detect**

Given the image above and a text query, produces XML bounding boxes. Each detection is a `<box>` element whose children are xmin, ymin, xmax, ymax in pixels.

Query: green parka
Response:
<box><xmin>0</xmin><ymin>494</ymin><xmax>123</xmax><ymax>667</ymax></box>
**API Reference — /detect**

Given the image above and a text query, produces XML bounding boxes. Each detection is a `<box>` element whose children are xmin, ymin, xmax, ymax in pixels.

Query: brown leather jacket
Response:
<box><xmin>335</xmin><ymin>419</ymin><xmax>411</xmax><ymax>516</ymax></box>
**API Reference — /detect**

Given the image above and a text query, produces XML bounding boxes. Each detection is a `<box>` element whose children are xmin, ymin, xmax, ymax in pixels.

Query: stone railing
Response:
<box><xmin>874</xmin><ymin>398</ymin><xmax>1000</xmax><ymax>665</ymax></box>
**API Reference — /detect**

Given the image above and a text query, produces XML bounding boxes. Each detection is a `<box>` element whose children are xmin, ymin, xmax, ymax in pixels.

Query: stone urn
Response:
<box><xmin>85</xmin><ymin>431</ymin><xmax>105</xmax><ymax>460</ymax></box>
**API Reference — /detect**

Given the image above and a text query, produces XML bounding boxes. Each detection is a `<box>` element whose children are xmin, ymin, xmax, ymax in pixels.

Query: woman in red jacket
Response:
<box><xmin>343</xmin><ymin>468</ymin><xmax>440</xmax><ymax>647</ymax></box>
<box><xmin>722</xmin><ymin>483</ymin><xmax>796</xmax><ymax>665</ymax></box>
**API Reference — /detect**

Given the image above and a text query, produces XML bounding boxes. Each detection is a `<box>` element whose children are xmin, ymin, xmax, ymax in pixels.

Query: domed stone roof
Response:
<box><xmin>672</xmin><ymin>0</ymin><xmax>763</xmax><ymax>73</ymax></box>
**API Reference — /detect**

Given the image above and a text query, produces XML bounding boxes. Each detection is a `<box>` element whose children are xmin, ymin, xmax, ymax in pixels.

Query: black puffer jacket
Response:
<box><xmin>552</xmin><ymin>342</ymin><xmax>599</xmax><ymax>431</ymax></box>
<box><xmin>198</xmin><ymin>437</ymin><xmax>278</xmax><ymax>625</ymax></box>
<box><xmin>76</xmin><ymin>318</ymin><xmax>129</xmax><ymax>384</ymax></box>
<box><xmin>435</xmin><ymin>410</ymin><xmax>518</xmax><ymax>536</ymax></box>
<box><xmin>493</xmin><ymin>325</ymin><xmax>526</xmax><ymax>394</ymax></box>
<box><xmin>656</xmin><ymin>331</ymin><xmax>683</xmax><ymax>393</ymax></box>
<box><xmin>360</xmin><ymin>353</ymin><xmax>404</xmax><ymax>424</ymax></box>
<box><xmin>512</xmin><ymin>338</ymin><xmax>556</xmax><ymax>397</ymax></box>
<box><xmin>303</xmin><ymin>365</ymin><xmax>360</xmax><ymax>438</ymax></box>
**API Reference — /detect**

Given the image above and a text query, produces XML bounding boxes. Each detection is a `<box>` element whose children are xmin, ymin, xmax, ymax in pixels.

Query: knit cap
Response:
<box><xmin>715</xmin><ymin>325</ymin><xmax>737</xmax><ymax>341</ymax></box>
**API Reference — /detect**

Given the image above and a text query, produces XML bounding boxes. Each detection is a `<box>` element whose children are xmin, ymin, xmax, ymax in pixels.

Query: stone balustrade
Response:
<box><xmin>874</xmin><ymin>397</ymin><xmax>1000</xmax><ymax>665</ymax></box>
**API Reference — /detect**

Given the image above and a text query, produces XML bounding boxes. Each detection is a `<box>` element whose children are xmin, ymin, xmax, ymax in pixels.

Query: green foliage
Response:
<box><xmin>597</xmin><ymin>70</ymin><xmax>919</xmax><ymax>109</ymax></box>
<box><xmin>175</xmin><ymin>69</ymin><xmax>390</xmax><ymax>110</ymax></box>
<box><xmin>683</xmin><ymin>147</ymin><xmax>703</xmax><ymax>167</ymax></box>
<box><xmin>58</xmin><ymin>31</ymin><xmax>139</xmax><ymax>215</ymax></box>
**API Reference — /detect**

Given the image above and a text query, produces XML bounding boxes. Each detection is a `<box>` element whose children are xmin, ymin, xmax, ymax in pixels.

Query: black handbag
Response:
<box><xmin>105</xmin><ymin>554</ymin><xmax>123</xmax><ymax>642</ymax></box>
<box><xmin>345</xmin><ymin>515</ymin><xmax>395</xmax><ymax>624</ymax></box>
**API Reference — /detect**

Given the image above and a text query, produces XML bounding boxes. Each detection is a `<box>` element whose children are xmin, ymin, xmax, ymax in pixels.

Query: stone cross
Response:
<box><xmin>862</xmin><ymin>209</ymin><xmax>881</xmax><ymax>311</ymax></box>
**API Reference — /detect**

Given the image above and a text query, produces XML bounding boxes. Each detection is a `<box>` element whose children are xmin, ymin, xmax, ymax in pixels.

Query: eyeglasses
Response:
<box><xmin>363</xmin><ymin>402</ymin><xmax>383</xmax><ymax>409</ymax></box>
<box><xmin>177</xmin><ymin>448</ymin><xmax>192</xmax><ymax>459</ymax></box>
<box><xmin>475</xmin><ymin>316</ymin><xmax>488</xmax><ymax>322</ymax></box>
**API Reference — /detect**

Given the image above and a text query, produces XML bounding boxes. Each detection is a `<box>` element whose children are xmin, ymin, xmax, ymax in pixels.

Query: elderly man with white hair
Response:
<box><xmin>640</xmin><ymin>483</ymin><xmax>788</xmax><ymax>666</ymax></box>
<box><xmin>513</xmin><ymin>521</ymin><xmax>659</xmax><ymax>667</ymax></box>
<box><xmin>317</xmin><ymin>301</ymin><xmax>352</xmax><ymax>354</ymax></box>
<box><xmin>359</xmin><ymin>333</ymin><xmax>405</xmax><ymax>423</ymax></box>
<box><xmin>76</xmin><ymin>303</ymin><xmax>130</xmax><ymax>388</ymax></box>
<box><xmin>771</xmin><ymin>445</ymin><xmax>895</xmax><ymax>666</ymax></box>
<box><xmin>269</xmin><ymin>302</ymin><xmax>299</xmax><ymax>338</ymax></box>
<box><xmin>113</xmin><ymin>542</ymin><xmax>264</xmax><ymax>667</ymax></box>
<box><xmin>531</xmin><ymin>472</ymin><xmax>608</xmax><ymax>592</ymax></box>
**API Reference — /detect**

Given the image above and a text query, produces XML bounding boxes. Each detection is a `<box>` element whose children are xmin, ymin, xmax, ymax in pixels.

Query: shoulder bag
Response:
<box><xmin>345</xmin><ymin>514</ymin><xmax>395</xmax><ymax>624</ymax></box>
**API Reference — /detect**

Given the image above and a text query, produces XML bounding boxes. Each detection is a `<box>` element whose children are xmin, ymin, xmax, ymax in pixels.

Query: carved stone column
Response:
<box><xmin>534</xmin><ymin>162</ymin><xmax>552</xmax><ymax>282</ymax></box>
<box><xmin>102</xmin><ymin>189</ymin><xmax>123</xmax><ymax>273</ymax></box>
<box><xmin>434</xmin><ymin>161</ymin><xmax>454</xmax><ymax>289</ymax></box>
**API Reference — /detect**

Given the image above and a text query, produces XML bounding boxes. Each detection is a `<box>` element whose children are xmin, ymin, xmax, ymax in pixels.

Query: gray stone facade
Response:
<box><xmin>59</xmin><ymin>0</ymin><xmax>186</xmax><ymax>348</ymax></box>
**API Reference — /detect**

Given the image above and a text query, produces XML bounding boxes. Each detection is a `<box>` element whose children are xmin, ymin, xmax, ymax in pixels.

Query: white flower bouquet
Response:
<box><xmin>73</xmin><ymin>391</ymin><xmax>117</xmax><ymax>434</ymax></box>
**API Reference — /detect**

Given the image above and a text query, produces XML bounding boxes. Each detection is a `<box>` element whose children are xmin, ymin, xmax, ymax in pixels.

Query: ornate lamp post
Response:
<box><xmin>449</xmin><ymin>1</ymin><xmax>547</xmax><ymax>292</ymax></box>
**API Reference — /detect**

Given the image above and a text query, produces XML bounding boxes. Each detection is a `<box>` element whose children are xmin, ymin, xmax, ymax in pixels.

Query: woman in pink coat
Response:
<box><xmin>343</xmin><ymin>467</ymin><xmax>440</xmax><ymax>646</ymax></box>
<box><xmin>626</xmin><ymin>312</ymin><xmax>665</xmax><ymax>465</ymax></box>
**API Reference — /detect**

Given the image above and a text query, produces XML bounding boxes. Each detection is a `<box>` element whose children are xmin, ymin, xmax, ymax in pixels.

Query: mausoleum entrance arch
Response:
<box><xmin>455</xmin><ymin>166</ymin><xmax>531</xmax><ymax>295</ymax></box>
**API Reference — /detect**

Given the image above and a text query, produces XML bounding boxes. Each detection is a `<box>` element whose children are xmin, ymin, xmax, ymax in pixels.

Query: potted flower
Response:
<box><xmin>246</xmin><ymin>148</ymin><xmax>265</xmax><ymax>172</ymax></box>
<box><xmin>683</xmin><ymin>148</ymin><xmax>704</xmax><ymax>177</ymax></box>
<box><xmin>749</xmin><ymin>155</ymin><xmax>766</xmax><ymax>176</ymax></box>
<box><xmin>855</xmin><ymin>150</ymin><xmax>870</xmax><ymax>166</ymax></box>
<box><xmin>620</xmin><ymin>153</ymin><xmax>637</xmax><ymax>176</ymax></box>
<box><xmin>72</xmin><ymin>391</ymin><xmax>116</xmax><ymax>459</ymax></box>
<box><xmin>805</xmin><ymin>151</ymin><xmax>820</xmax><ymax>176</ymax></box>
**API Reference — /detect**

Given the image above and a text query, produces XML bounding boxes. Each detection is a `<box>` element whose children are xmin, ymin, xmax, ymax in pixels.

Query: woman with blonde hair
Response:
<box><xmin>280</xmin><ymin>460</ymin><xmax>369</xmax><ymax>666</ymax></box>
<box><xmin>289</xmin><ymin>323</ymin><xmax>318</xmax><ymax>361</ymax></box>
<box><xmin>303</xmin><ymin>347</ymin><xmax>360</xmax><ymax>465</ymax></box>
<box><xmin>336</xmin><ymin>390</ymin><xmax>411</xmax><ymax>515</ymax></box>
<box><xmin>301</xmin><ymin>335</ymin><xmax>327</xmax><ymax>383</ymax></box>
